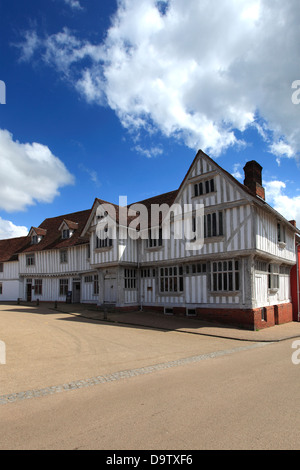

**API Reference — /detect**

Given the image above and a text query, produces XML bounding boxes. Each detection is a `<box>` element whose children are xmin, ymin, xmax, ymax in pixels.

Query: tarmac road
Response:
<box><xmin>0</xmin><ymin>303</ymin><xmax>300</xmax><ymax>450</ymax></box>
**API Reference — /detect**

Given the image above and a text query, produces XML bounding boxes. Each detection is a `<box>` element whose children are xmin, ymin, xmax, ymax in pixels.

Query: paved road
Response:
<box><xmin>0</xmin><ymin>304</ymin><xmax>300</xmax><ymax>450</ymax></box>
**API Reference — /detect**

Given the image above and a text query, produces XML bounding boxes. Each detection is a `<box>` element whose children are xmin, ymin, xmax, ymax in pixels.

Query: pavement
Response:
<box><xmin>14</xmin><ymin>301</ymin><xmax>300</xmax><ymax>343</ymax></box>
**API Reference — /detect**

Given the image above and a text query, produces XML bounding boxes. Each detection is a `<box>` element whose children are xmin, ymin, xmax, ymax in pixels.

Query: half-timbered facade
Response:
<box><xmin>0</xmin><ymin>150</ymin><xmax>299</xmax><ymax>330</ymax></box>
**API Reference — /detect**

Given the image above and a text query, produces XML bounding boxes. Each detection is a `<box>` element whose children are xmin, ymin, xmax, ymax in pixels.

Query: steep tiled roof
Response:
<box><xmin>20</xmin><ymin>209</ymin><xmax>92</xmax><ymax>254</ymax></box>
<box><xmin>0</xmin><ymin>237</ymin><xmax>29</xmax><ymax>262</ymax></box>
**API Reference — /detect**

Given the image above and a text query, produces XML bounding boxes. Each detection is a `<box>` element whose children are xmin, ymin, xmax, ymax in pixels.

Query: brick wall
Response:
<box><xmin>143</xmin><ymin>303</ymin><xmax>294</xmax><ymax>330</ymax></box>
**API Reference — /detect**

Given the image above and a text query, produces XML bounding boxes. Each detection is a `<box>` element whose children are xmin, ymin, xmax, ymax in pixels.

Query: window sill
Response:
<box><xmin>210</xmin><ymin>291</ymin><xmax>240</xmax><ymax>296</ymax></box>
<box><xmin>95</xmin><ymin>246</ymin><xmax>113</xmax><ymax>253</ymax></box>
<box><xmin>191</xmin><ymin>191</ymin><xmax>217</xmax><ymax>199</ymax></box>
<box><xmin>204</xmin><ymin>236</ymin><xmax>225</xmax><ymax>243</ymax></box>
<box><xmin>159</xmin><ymin>291</ymin><xmax>184</xmax><ymax>296</ymax></box>
<box><xmin>268</xmin><ymin>288</ymin><xmax>279</xmax><ymax>295</ymax></box>
<box><xmin>145</xmin><ymin>245</ymin><xmax>164</xmax><ymax>252</ymax></box>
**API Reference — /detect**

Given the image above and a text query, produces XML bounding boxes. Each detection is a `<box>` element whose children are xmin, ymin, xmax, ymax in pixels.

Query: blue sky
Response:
<box><xmin>0</xmin><ymin>0</ymin><xmax>300</xmax><ymax>238</ymax></box>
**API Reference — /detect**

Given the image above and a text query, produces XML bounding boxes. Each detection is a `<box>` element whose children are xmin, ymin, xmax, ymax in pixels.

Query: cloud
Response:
<box><xmin>17</xmin><ymin>0</ymin><xmax>300</xmax><ymax>160</ymax></box>
<box><xmin>0</xmin><ymin>129</ymin><xmax>74</xmax><ymax>212</ymax></box>
<box><xmin>232</xmin><ymin>163</ymin><xmax>243</xmax><ymax>182</ymax></box>
<box><xmin>63</xmin><ymin>0</ymin><xmax>83</xmax><ymax>10</ymax></box>
<box><xmin>264</xmin><ymin>179</ymin><xmax>300</xmax><ymax>228</ymax></box>
<box><xmin>78</xmin><ymin>163</ymin><xmax>101</xmax><ymax>187</ymax></box>
<box><xmin>134</xmin><ymin>145</ymin><xmax>163</xmax><ymax>158</ymax></box>
<box><xmin>0</xmin><ymin>218</ymin><xmax>28</xmax><ymax>240</ymax></box>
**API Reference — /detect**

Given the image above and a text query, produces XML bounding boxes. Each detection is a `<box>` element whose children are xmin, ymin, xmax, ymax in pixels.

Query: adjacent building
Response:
<box><xmin>0</xmin><ymin>150</ymin><xmax>299</xmax><ymax>330</ymax></box>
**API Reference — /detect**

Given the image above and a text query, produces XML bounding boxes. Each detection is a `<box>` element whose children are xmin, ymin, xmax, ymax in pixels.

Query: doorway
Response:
<box><xmin>104</xmin><ymin>277</ymin><xmax>117</xmax><ymax>304</ymax></box>
<box><xmin>72</xmin><ymin>281</ymin><xmax>81</xmax><ymax>303</ymax></box>
<box><xmin>26</xmin><ymin>282</ymin><xmax>32</xmax><ymax>302</ymax></box>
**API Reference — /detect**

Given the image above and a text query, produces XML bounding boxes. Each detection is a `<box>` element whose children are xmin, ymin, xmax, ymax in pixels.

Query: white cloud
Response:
<box><xmin>232</xmin><ymin>163</ymin><xmax>243</xmax><ymax>182</ymax></box>
<box><xmin>78</xmin><ymin>163</ymin><xmax>101</xmax><ymax>187</ymax></box>
<box><xmin>17</xmin><ymin>0</ymin><xmax>300</xmax><ymax>160</ymax></box>
<box><xmin>134</xmin><ymin>145</ymin><xmax>163</xmax><ymax>158</ymax></box>
<box><xmin>264</xmin><ymin>180</ymin><xmax>300</xmax><ymax>228</ymax></box>
<box><xmin>64</xmin><ymin>0</ymin><xmax>83</xmax><ymax>10</ymax></box>
<box><xmin>0</xmin><ymin>218</ymin><xmax>28</xmax><ymax>240</ymax></box>
<box><xmin>0</xmin><ymin>129</ymin><xmax>74</xmax><ymax>212</ymax></box>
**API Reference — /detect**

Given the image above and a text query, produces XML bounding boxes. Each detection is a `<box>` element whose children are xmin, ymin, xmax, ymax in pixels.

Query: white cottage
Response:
<box><xmin>0</xmin><ymin>150</ymin><xmax>299</xmax><ymax>330</ymax></box>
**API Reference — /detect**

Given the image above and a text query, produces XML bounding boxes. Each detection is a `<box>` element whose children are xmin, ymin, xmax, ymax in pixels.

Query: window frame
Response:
<box><xmin>26</xmin><ymin>254</ymin><xmax>35</xmax><ymax>266</ymax></box>
<box><xmin>34</xmin><ymin>279</ymin><xmax>43</xmax><ymax>296</ymax></box>
<box><xmin>194</xmin><ymin>178</ymin><xmax>216</xmax><ymax>198</ymax></box>
<box><xmin>211</xmin><ymin>259</ymin><xmax>240</xmax><ymax>293</ymax></box>
<box><xmin>159</xmin><ymin>266</ymin><xmax>184</xmax><ymax>294</ymax></box>
<box><xmin>59</xmin><ymin>278</ymin><xmax>69</xmax><ymax>297</ymax></box>
<box><xmin>93</xmin><ymin>274</ymin><xmax>99</xmax><ymax>295</ymax></box>
<box><xmin>268</xmin><ymin>264</ymin><xmax>280</xmax><ymax>291</ymax></box>
<box><xmin>60</xmin><ymin>249</ymin><xmax>68</xmax><ymax>264</ymax></box>
<box><xmin>124</xmin><ymin>269</ymin><xmax>137</xmax><ymax>290</ymax></box>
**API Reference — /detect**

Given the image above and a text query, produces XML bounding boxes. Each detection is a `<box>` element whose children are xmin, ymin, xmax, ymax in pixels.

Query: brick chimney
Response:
<box><xmin>243</xmin><ymin>161</ymin><xmax>265</xmax><ymax>200</ymax></box>
<box><xmin>289</xmin><ymin>220</ymin><xmax>297</xmax><ymax>227</ymax></box>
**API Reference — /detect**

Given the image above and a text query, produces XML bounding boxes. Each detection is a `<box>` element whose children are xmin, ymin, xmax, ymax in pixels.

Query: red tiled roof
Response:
<box><xmin>20</xmin><ymin>209</ymin><xmax>92</xmax><ymax>254</ymax></box>
<box><xmin>29</xmin><ymin>227</ymin><xmax>47</xmax><ymax>236</ymax></box>
<box><xmin>0</xmin><ymin>237</ymin><xmax>29</xmax><ymax>262</ymax></box>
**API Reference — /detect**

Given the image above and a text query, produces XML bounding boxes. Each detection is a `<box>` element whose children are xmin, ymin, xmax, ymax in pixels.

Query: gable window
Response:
<box><xmin>194</xmin><ymin>179</ymin><xmax>215</xmax><ymax>197</ymax></box>
<box><xmin>60</xmin><ymin>250</ymin><xmax>68</xmax><ymax>264</ymax></box>
<box><xmin>34</xmin><ymin>279</ymin><xmax>43</xmax><ymax>296</ymax></box>
<box><xmin>26</xmin><ymin>254</ymin><xmax>35</xmax><ymax>266</ymax></box>
<box><xmin>159</xmin><ymin>266</ymin><xmax>184</xmax><ymax>293</ymax></box>
<box><xmin>59</xmin><ymin>279</ymin><xmax>69</xmax><ymax>296</ymax></box>
<box><xmin>211</xmin><ymin>260</ymin><xmax>240</xmax><ymax>292</ymax></box>
<box><xmin>268</xmin><ymin>264</ymin><xmax>279</xmax><ymax>290</ymax></box>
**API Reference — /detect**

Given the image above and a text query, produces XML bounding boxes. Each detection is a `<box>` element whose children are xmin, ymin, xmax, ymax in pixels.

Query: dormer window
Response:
<box><xmin>59</xmin><ymin>219</ymin><xmax>78</xmax><ymax>240</ymax></box>
<box><xmin>29</xmin><ymin>227</ymin><xmax>46</xmax><ymax>245</ymax></box>
<box><xmin>62</xmin><ymin>229</ymin><xmax>70</xmax><ymax>239</ymax></box>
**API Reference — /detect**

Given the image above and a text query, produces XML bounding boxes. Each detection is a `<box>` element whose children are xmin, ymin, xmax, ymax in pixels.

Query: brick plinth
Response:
<box><xmin>142</xmin><ymin>303</ymin><xmax>294</xmax><ymax>331</ymax></box>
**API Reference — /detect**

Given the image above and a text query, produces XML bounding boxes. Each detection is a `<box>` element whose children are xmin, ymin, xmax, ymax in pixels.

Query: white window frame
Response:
<box><xmin>34</xmin><ymin>279</ymin><xmax>43</xmax><ymax>296</ymax></box>
<box><xmin>59</xmin><ymin>279</ymin><xmax>69</xmax><ymax>296</ymax></box>
<box><xmin>211</xmin><ymin>260</ymin><xmax>240</xmax><ymax>292</ymax></box>
<box><xmin>159</xmin><ymin>266</ymin><xmax>184</xmax><ymax>294</ymax></box>
<box><xmin>124</xmin><ymin>269</ymin><xmax>137</xmax><ymax>289</ymax></box>
<box><xmin>26</xmin><ymin>254</ymin><xmax>35</xmax><ymax>266</ymax></box>
<box><xmin>60</xmin><ymin>249</ymin><xmax>68</xmax><ymax>264</ymax></box>
<box><xmin>268</xmin><ymin>264</ymin><xmax>280</xmax><ymax>291</ymax></box>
